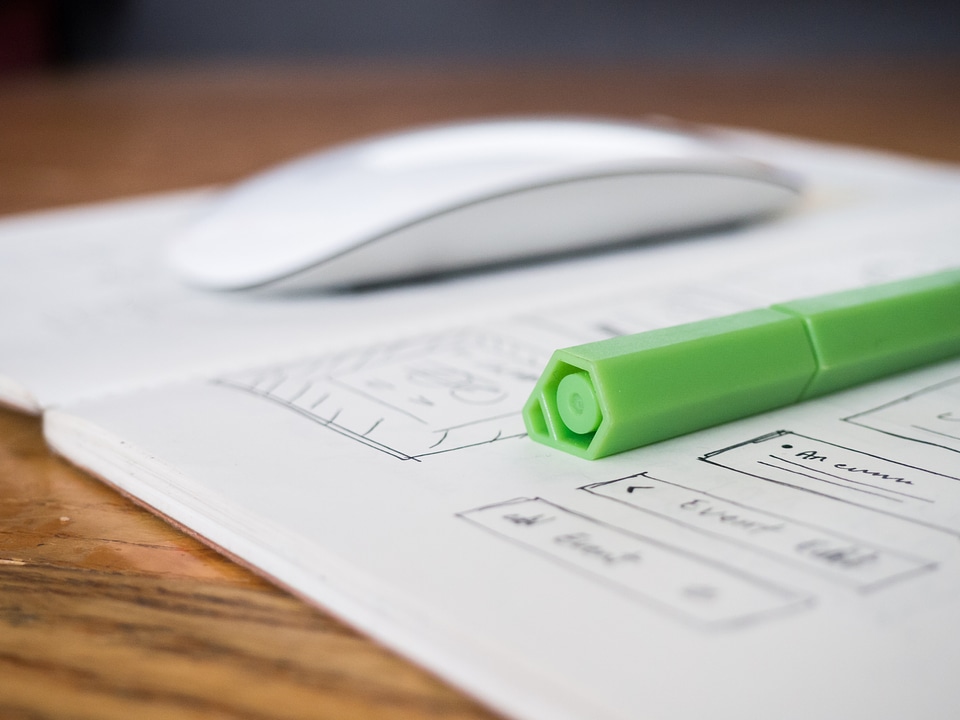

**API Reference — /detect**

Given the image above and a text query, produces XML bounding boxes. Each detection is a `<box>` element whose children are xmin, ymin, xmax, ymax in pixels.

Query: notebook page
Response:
<box><xmin>45</xmin><ymin>206</ymin><xmax>960</xmax><ymax>720</ymax></box>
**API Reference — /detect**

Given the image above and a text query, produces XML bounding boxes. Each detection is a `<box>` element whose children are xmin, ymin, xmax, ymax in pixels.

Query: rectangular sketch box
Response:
<box><xmin>583</xmin><ymin>473</ymin><xmax>935</xmax><ymax>592</ymax></box>
<box><xmin>845</xmin><ymin>375</ymin><xmax>960</xmax><ymax>454</ymax></box>
<box><xmin>214</xmin><ymin>330</ymin><xmax>539</xmax><ymax>460</ymax></box>
<box><xmin>702</xmin><ymin>431</ymin><xmax>960</xmax><ymax>537</ymax></box>
<box><xmin>458</xmin><ymin>497</ymin><xmax>811</xmax><ymax>629</ymax></box>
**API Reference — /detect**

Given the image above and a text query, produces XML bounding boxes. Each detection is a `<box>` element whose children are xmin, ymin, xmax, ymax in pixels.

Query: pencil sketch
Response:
<box><xmin>212</xmin><ymin>328</ymin><xmax>543</xmax><ymax>460</ymax></box>
<box><xmin>702</xmin><ymin>430</ymin><xmax>960</xmax><ymax>537</ymax></box>
<box><xmin>458</xmin><ymin>497</ymin><xmax>812</xmax><ymax>629</ymax></box>
<box><xmin>845</xmin><ymin>375</ymin><xmax>960</xmax><ymax>454</ymax></box>
<box><xmin>582</xmin><ymin>471</ymin><xmax>936</xmax><ymax>592</ymax></box>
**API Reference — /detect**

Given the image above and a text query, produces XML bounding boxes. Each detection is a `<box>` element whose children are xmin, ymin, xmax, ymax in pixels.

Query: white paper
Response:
<box><xmin>45</xmin><ymin>328</ymin><xmax>960</xmax><ymax>720</ymax></box>
<box><xmin>7</xmin><ymin>129</ymin><xmax>960</xmax><ymax>719</ymax></box>
<box><xmin>44</xmin><ymin>217</ymin><xmax>960</xmax><ymax>720</ymax></box>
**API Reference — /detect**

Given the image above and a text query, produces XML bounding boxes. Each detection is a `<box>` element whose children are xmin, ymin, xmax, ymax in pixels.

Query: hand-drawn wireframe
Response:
<box><xmin>582</xmin><ymin>472</ymin><xmax>936</xmax><ymax>592</ymax></box>
<box><xmin>205</xmin><ymin>283</ymin><xmax>769</xmax><ymax>463</ymax></box>
<box><xmin>845</xmin><ymin>375</ymin><xmax>960</xmax><ymax>454</ymax></box>
<box><xmin>458</xmin><ymin>497</ymin><xmax>812</xmax><ymax>629</ymax></box>
<box><xmin>212</xmin><ymin>328</ymin><xmax>544</xmax><ymax>460</ymax></box>
<box><xmin>702</xmin><ymin>430</ymin><xmax>960</xmax><ymax>537</ymax></box>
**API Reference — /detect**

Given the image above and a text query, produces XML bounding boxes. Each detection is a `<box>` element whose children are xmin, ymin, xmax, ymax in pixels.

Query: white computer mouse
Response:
<box><xmin>167</xmin><ymin>117</ymin><xmax>801</xmax><ymax>291</ymax></box>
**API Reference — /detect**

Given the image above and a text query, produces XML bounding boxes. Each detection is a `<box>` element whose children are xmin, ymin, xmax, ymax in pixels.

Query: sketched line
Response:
<box><xmin>458</xmin><ymin>497</ymin><xmax>812</xmax><ymax>630</ymax></box>
<box><xmin>414</xmin><ymin>431</ymin><xmax>526</xmax><ymax>458</ymax></box>
<box><xmin>428</xmin><ymin>430</ymin><xmax>449</xmax><ymax>449</ymax></box>
<box><xmin>842</xmin><ymin>421</ymin><xmax>960</xmax><ymax>458</ymax></box>
<box><xmin>910</xmin><ymin>424</ymin><xmax>960</xmax><ymax>442</ymax></box>
<box><xmin>210</xmin><ymin>379</ymin><xmax>418</xmax><ymax>461</ymax></box>
<box><xmin>435</xmin><ymin>411</ymin><xmax>521</xmax><ymax>433</ymax></box>
<box><xmin>362</xmin><ymin>418</ymin><xmax>384</xmax><ymax>436</ymax></box>
<box><xmin>768</xmin><ymin>455</ymin><xmax>932</xmax><ymax>503</ymax></box>
<box><xmin>843</xmin><ymin>375</ymin><xmax>960</xmax><ymax>421</ymax></box>
<box><xmin>327</xmin><ymin>378</ymin><xmax>428</xmax><ymax>424</ymax></box>
<box><xmin>702</xmin><ymin>458</ymin><xmax>960</xmax><ymax>539</ymax></box>
<box><xmin>757</xmin><ymin>461</ymin><xmax>903</xmax><ymax>503</ymax></box>
<box><xmin>579</xmin><ymin>473</ymin><xmax>938</xmax><ymax>593</ymax></box>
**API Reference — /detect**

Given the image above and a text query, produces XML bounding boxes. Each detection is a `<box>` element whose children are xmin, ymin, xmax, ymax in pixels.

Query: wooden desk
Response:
<box><xmin>1</xmin><ymin>61</ymin><xmax>958</xmax><ymax>719</ymax></box>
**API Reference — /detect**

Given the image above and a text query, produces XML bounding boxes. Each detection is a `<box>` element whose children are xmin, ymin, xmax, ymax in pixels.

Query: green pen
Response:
<box><xmin>523</xmin><ymin>268</ymin><xmax>960</xmax><ymax>459</ymax></box>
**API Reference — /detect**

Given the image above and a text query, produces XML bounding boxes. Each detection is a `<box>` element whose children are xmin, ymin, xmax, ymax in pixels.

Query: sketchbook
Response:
<box><xmin>4</xmin><ymin>128</ymin><xmax>960</xmax><ymax>720</ymax></box>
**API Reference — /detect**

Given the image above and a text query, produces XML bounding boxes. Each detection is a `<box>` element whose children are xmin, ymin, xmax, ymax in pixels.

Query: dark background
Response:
<box><xmin>3</xmin><ymin>0</ymin><xmax>959</xmax><ymax>72</ymax></box>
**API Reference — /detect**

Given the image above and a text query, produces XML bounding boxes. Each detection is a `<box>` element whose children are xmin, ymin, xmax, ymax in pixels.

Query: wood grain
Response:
<box><xmin>0</xmin><ymin>407</ymin><xmax>495</xmax><ymax>719</ymax></box>
<box><xmin>1</xmin><ymin>61</ymin><xmax>957</xmax><ymax>719</ymax></box>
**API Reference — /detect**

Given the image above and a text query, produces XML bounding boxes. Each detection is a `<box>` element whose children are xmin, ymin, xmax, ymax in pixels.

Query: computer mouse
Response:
<box><xmin>167</xmin><ymin>117</ymin><xmax>801</xmax><ymax>291</ymax></box>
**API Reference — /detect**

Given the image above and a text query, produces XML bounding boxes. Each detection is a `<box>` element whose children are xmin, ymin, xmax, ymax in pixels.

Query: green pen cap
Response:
<box><xmin>523</xmin><ymin>268</ymin><xmax>960</xmax><ymax>459</ymax></box>
<box><xmin>523</xmin><ymin>308</ymin><xmax>818</xmax><ymax>459</ymax></box>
